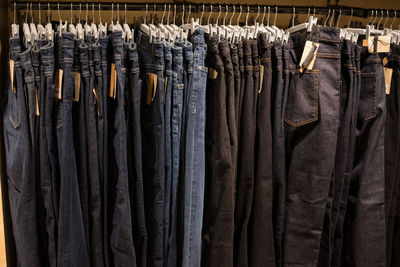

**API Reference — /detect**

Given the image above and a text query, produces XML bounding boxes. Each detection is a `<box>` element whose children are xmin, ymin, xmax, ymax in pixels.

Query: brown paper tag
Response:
<box><xmin>93</xmin><ymin>87</ymin><xmax>100</xmax><ymax>116</ymax></box>
<box><xmin>109</xmin><ymin>63</ymin><xmax>117</xmax><ymax>98</ymax></box>
<box><xmin>74</xmin><ymin>72</ymin><xmax>80</xmax><ymax>102</ymax></box>
<box><xmin>258</xmin><ymin>65</ymin><xmax>264</xmax><ymax>93</ymax></box>
<box><xmin>9</xmin><ymin>60</ymin><xmax>15</xmax><ymax>93</ymax></box>
<box><xmin>362</xmin><ymin>39</ymin><xmax>368</xmax><ymax>47</ymax></box>
<box><xmin>164</xmin><ymin>76</ymin><xmax>168</xmax><ymax>104</ymax></box>
<box><xmin>146</xmin><ymin>73</ymin><xmax>158</xmax><ymax>105</ymax></box>
<box><xmin>208</xmin><ymin>68</ymin><xmax>218</xmax><ymax>79</ymax></box>
<box><xmin>382</xmin><ymin>57</ymin><xmax>389</xmax><ymax>67</ymax></box>
<box><xmin>384</xmin><ymin>67</ymin><xmax>393</xmax><ymax>95</ymax></box>
<box><xmin>35</xmin><ymin>87</ymin><xmax>40</xmax><ymax>116</ymax></box>
<box><xmin>299</xmin><ymin>41</ymin><xmax>320</xmax><ymax>73</ymax></box>
<box><xmin>368</xmin><ymin>36</ymin><xmax>391</xmax><ymax>53</ymax></box>
<box><xmin>54</xmin><ymin>69</ymin><xmax>63</xmax><ymax>99</ymax></box>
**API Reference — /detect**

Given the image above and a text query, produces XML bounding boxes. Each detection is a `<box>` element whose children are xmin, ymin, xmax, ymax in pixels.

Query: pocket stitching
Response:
<box><xmin>284</xmin><ymin>70</ymin><xmax>319</xmax><ymax>127</ymax></box>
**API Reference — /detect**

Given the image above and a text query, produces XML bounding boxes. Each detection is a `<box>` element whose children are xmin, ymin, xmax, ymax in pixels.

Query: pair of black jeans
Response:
<box><xmin>283</xmin><ymin>27</ymin><xmax>341</xmax><ymax>267</ymax></box>
<box><xmin>4</xmin><ymin>37</ymin><xmax>42</xmax><ymax>267</ymax></box>
<box><xmin>202</xmin><ymin>36</ymin><xmax>235</xmax><ymax>267</ymax></box>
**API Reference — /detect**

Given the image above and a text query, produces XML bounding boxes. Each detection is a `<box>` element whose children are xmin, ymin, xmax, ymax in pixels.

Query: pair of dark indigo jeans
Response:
<box><xmin>341</xmin><ymin>45</ymin><xmax>386</xmax><ymax>267</ymax></box>
<box><xmin>108</xmin><ymin>31</ymin><xmax>137</xmax><ymax>267</ymax></box>
<box><xmin>55</xmin><ymin>32</ymin><xmax>90</xmax><ymax>267</ymax></box>
<box><xmin>283</xmin><ymin>27</ymin><xmax>341</xmax><ymax>267</ymax></box>
<box><xmin>137</xmin><ymin>31</ymin><xmax>165</xmax><ymax>267</ymax></box>
<box><xmin>4</xmin><ymin>36</ymin><xmax>42</xmax><ymax>267</ymax></box>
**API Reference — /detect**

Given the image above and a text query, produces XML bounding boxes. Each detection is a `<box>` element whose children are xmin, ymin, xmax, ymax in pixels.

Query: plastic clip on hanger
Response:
<box><xmin>57</xmin><ymin>3</ymin><xmax>68</xmax><ymax>37</ymax></box>
<box><xmin>45</xmin><ymin>3</ymin><xmax>54</xmax><ymax>42</ymax></box>
<box><xmin>98</xmin><ymin>4</ymin><xmax>107</xmax><ymax>37</ymax></box>
<box><xmin>68</xmin><ymin>3</ymin><xmax>77</xmax><ymax>36</ymax></box>
<box><xmin>108</xmin><ymin>3</ymin><xmax>115</xmax><ymax>32</ymax></box>
<box><xmin>29</xmin><ymin>3</ymin><xmax>38</xmax><ymax>43</ymax></box>
<box><xmin>11</xmin><ymin>3</ymin><xmax>19</xmax><ymax>37</ymax></box>
<box><xmin>91</xmin><ymin>3</ymin><xmax>99</xmax><ymax>40</ymax></box>
<box><xmin>83</xmin><ymin>3</ymin><xmax>92</xmax><ymax>36</ymax></box>
<box><xmin>37</xmin><ymin>3</ymin><xmax>45</xmax><ymax>39</ymax></box>
<box><xmin>76</xmin><ymin>4</ymin><xmax>84</xmax><ymax>40</ymax></box>
<box><xmin>123</xmin><ymin>4</ymin><xmax>133</xmax><ymax>42</ymax></box>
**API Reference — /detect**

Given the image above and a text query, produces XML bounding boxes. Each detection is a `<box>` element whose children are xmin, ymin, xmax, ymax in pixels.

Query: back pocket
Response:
<box><xmin>284</xmin><ymin>70</ymin><xmax>320</xmax><ymax>127</ymax></box>
<box><xmin>359</xmin><ymin>72</ymin><xmax>376</xmax><ymax>121</ymax></box>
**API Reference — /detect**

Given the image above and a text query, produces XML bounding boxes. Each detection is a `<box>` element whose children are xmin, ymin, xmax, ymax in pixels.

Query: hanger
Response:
<box><xmin>181</xmin><ymin>4</ymin><xmax>198</xmax><ymax>35</ymax></box>
<box><xmin>84</xmin><ymin>3</ymin><xmax>92</xmax><ymax>36</ymax></box>
<box><xmin>45</xmin><ymin>3</ymin><xmax>54</xmax><ymax>41</ymax></box>
<box><xmin>76</xmin><ymin>3</ymin><xmax>84</xmax><ymax>39</ymax></box>
<box><xmin>324</xmin><ymin>9</ymin><xmax>330</xmax><ymax>26</ymax></box>
<box><xmin>91</xmin><ymin>3</ymin><xmax>98</xmax><ymax>39</ymax></box>
<box><xmin>123</xmin><ymin>4</ymin><xmax>133</xmax><ymax>42</ymax></box>
<box><xmin>23</xmin><ymin>3</ymin><xmax>32</xmax><ymax>47</ymax></box>
<box><xmin>165</xmin><ymin>4</ymin><xmax>174</xmax><ymax>34</ymax></box>
<box><xmin>139</xmin><ymin>4</ymin><xmax>151</xmax><ymax>37</ymax></box>
<box><xmin>115</xmin><ymin>3</ymin><xmax>123</xmax><ymax>32</ymax></box>
<box><xmin>98</xmin><ymin>4</ymin><xmax>107</xmax><ymax>36</ymax></box>
<box><xmin>305</xmin><ymin>8</ymin><xmax>311</xmax><ymax>23</ymax></box>
<box><xmin>336</xmin><ymin>9</ymin><xmax>341</xmax><ymax>27</ymax></box>
<box><xmin>108</xmin><ymin>3</ymin><xmax>115</xmax><ymax>31</ymax></box>
<box><xmin>68</xmin><ymin>3</ymin><xmax>77</xmax><ymax>36</ymax></box>
<box><xmin>286</xmin><ymin>9</ymin><xmax>317</xmax><ymax>33</ymax></box>
<box><xmin>29</xmin><ymin>3</ymin><xmax>38</xmax><ymax>42</ymax></box>
<box><xmin>37</xmin><ymin>3</ymin><xmax>45</xmax><ymax>39</ymax></box>
<box><xmin>329</xmin><ymin>9</ymin><xmax>335</xmax><ymax>27</ymax></box>
<box><xmin>11</xmin><ymin>3</ymin><xmax>19</xmax><ymax>37</ymax></box>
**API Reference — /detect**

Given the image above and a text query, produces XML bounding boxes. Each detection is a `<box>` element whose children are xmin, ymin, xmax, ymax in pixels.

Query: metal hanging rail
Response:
<box><xmin>10</xmin><ymin>1</ymin><xmax>400</xmax><ymax>19</ymax></box>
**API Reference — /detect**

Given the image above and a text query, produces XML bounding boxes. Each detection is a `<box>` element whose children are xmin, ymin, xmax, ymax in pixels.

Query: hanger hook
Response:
<box><xmin>152</xmin><ymin>4</ymin><xmax>155</xmax><ymax>25</ymax></box>
<box><xmin>273</xmin><ymin>7</ymin><xmax>278</xmax><ymax>27</ymax></box>
<box><xmin>223</xmin><ymin>5</ymin><xmax>228</xmax><ymax>26</ymax></box>
<box><xmin>292</xmin><ymin>7</ymin><xmax>295</xmax><ymax>27</ymax></box>
<box><xmin>347</xmin><ymin>9</ymin><xmax>353</xmax><ymax>28</ymax></box>
<box><xmin>30</xmin><ymin>3</ymin><xmax>34</xmax><ymax>23</ymax></box>
<box><xmin>383</xmin><ymin>10</ymin><xmax>389</xmax><ymax>29</ymax></box>
<box><xmin>167</xmin><ymin>4</ymin><xmax>171</xmax><ymax>25</ymax></box>
<box><xmin>85</xmin><ymin>3</ymin><xmax>88</xmax><ymax>24</ymax></box>
<box><xmin>200</xmin><ymin>5</ymin><xmax>205</xmax><ymax>25</ymax></box>
<box><xmin>92</xmin><ymin>3</ymin><xmax>95</xmax><ymax>24</ymax></box>
<box><xmin>245</xmin><ymin>6</ymin><xmax>249</xmax><ymax>27</ymax></box>
<box><xmin>237</xmin><ymin>5</ymin><xmax>242</xmax><ymax>26</ymax></box>
<box><xmin>144</xmin><ymin>4</ymin><xmax>147</xmax><ymax>24</ymax></box>
<box><xmin>377</xmin><ymin>10</ymin><xmax>384</xmax><ymax>30</ymax></box>
<box><xmin>305</xmin><ymin>7</ymin><xmax>310</xmax><ymax>23</ymax></box>
<box><xmin>390</xmin><ymin>11</ymin><xmax>396</xmax><ymax>29</ymax></box>
<box><xmin>99</xmin><ymin>3</ymin><xmax>101</xmax><ymax>24</ymax></box>
<box><xmin>329</xmin><ymin>9</ymin><xmax>335</xmax><ymax>27</ymax></box>
<box><xmin>367</xmin><ymin>10</ymin><xmax>373</xmax><ymax>25</ymax></box>
<box><xmin>324</xmin><ymin>8</ymin><xmax>330</xmax><ymax>26</ymax></box>
<box><xmin>313</xmin><ymin>7</ymin><xmax>316</xmax><ymax>18</ymax></box>
<box><xmin>182</xmin><ymin>4</ymin><xmax>185</xmax><ymax>26</ymax></box>
<box><xmin>48</xmin><ymin>2</ymin><xmax>50</xmax><ymax>23</ymax></box>
<box><xmin>216</xmin><ymin>5</ymin><xmax>221</xmax><ymax>25</ymax></box>
<box><xmin>58</xmin><ymin>3</ymin><xmax>62</xmax><ymax>22</ymax></box>
<box><xmin>372</xmin><ymin>10</ymin><xmax>378</xmax><ymax>26</ymax></box>
<box><xmin>254</xmin><ymin>6</ymin><xmax>260</xmax><ymax>26</ymax></box>
<box><xmin>162</xmin><ymin>4</ymin><xmax>166</xmax><ymax>24</ymax></box>
<box><xmin>38</xmin><ymin>2</ymin><xmax>41</xmax><ymax>25</ymax></box>
<box><xmin>117</xmin><ymin>3</ymin><xmax>120</xmax><ymax>24</ymax></box>
<box><xmin>173</xmin><ymin>5</ymin><xmax>176</xmax><ymax>25</ymax></box>
<box><xmin>261</xmin><ymin>6</ymin><xmax>266</xmax><ymax>25</ymax></box>
<box><xmin>13</xmin><ymin>2</ymin><xmax>16</xmax><ymax>25</ymax></box>
<box><xmin>70</xmin><ymin>3</ymin><xmax>73</xmax><ymax>23</ymax></box>
<box><xmin>267</xmin><ymin>6</ymin><xmax>271</xmax><ymax>27</ymax></box>
<box><xmin>336</xmin><ymin>9</ymin><xmax>341</xmax><ymax>27</ymax></box>
<box><xmin>187</xmin><ymin>5</ymin><xmax>191</xmax><ymax>24</ymax></box>
<box><xmin>25</xmin><ymin>3</ymin><xmax>28</xmax><ymax>23</ymax></box>
<box><xmin>124</xmin><ymin>4</ymin><xmax>127</xmax><ymax>24</ymax></box>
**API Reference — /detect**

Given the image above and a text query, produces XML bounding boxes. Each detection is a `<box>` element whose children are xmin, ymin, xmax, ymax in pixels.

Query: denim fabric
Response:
<box><xmin>181</xmin><ymin>29</ymin><xmax>207</xmax><ymax>267</ymax></box>
<box><xmin>126</xmin><ymin>40</ymin><xmax>147</xmax><ymax>267</ymax></box>
<box><xmin>283</xmin><ymin>27</ymin><xmax>341</xmax><ymax>266</ymax></box>
<box><xmin>55</xmin><ymin>32</ymin><xmax>90</xmax><ymax>267</ymax></box>
<box><xmin>235</xmin><ymin>39</ymin><xmax>256</xmax><ymax>267</ymax></box>
<box><xmin>99</xmin><ymin>34</ymin><xmax>111</xmax><ymax>267</ymax></box>
<box><xmin>74</xmin><ymin>39</ymin><xmax>90</xmax><ymax>255</ymax></box>
<box><xmin>249</xmin><ymin>33</ymin><xmax>275</xmax><ymax>267</ymax></box>
<box><xmin>86</xmin><ymin>35</ymin><xmax>105</xmax><ymax>267</ymax></box>
<box><xmin>230</xmin><ymin>43</ymin><xmax>241</xmax><ymax>127</ymax></box>
<box><xmin>272</xmin><ymin>41</ymin><xmax>287</xmax><ymax>267</ymax></box>
<box><xmin>330</xmin><ymin>44</ymin><xmax>361</xmax><ymax>267</ymax></box>
<box><xmin>4</xmin><ymin>36</ymin><xmax>42</xmax><ymax>267</ymax></box>
<box><xmin>137</xmin><ymin>31</ymin><xmax>165</xmax><ymax>267</ymax></box>
<box><xmin>40</xmin><ymin>41</ymin><xmax>60</xmax><ymax>267</ymax></box>
<box><xmin>342</xmin><ymin>45</ymin><xmax>386</xmax><ymax>267</ymax></box>
<box><xmin>163</xmin><ymin>42</ymin><xmax>173</xmax><ymax>267</ymax></box>
<box><xmin>237</xmin><ymin>42</ymin><xmax>246</xmax><ymax>131</ymax></box>
<box><xmin>202</xmin><ymin>36</ymin><xmax>235</xmax><ymax>267</ymax></box>
<box><xmin>167</xmin><ymin>44</ymin><xmax>184</xmax><ymax>267</ymax></box>
<box><xmin>108</xmin><ymin>31</ymin><xmax>137</xmax><ymax>267</ymax></box>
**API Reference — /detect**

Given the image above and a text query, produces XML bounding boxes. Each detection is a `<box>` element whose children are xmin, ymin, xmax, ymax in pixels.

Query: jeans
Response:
<box><xmin>202</xmin><ymin>36</ymin><xmax>235</xmax><ymax>267</ymax></box>
<box><xmin>235</xmin><ymin>39</ymin><xmax>256</xmax><ymax>267</ymax></box>
<box><xmin>163</xmin><ymin>42</ymin><xmax>173</xmax><ymax>267</ymax></box>
<box><xmin>283</xmin><ymin>27</ymin><xmax>341</xmax><ymax>267</ymax></box>
<box><xmin>4</xmin><ymin>36</ymin><xmax>42</xmax><ymax>267</ymax></box>
<box><xmin>167</xmin><ymin>44</ymin><xmax>184</xmax><ymax>267</ymax></box>
<box><xmin>249</xmin><ymin>33</ymin><xmax>275</xmax><ymax>267</ymax></box>
<box><xmin>108</xmin><ymin>31</ymin><xmax>137</xmax><ymax>267</ymax></box>
<box><xmin>137</xmin><ymin>31</ymin><xmax>165</xmax><ymax>267</ymax></box>
<box><xmin>342</xmin><ymin>45</ymin><xmax>386</xmax><ymax>267</ymax></box>
<box><xmin>181</xmin><ymin>29</ymin><xmax>207</xmax><ymax>267</ymax></box>
<box><xmin>55</xmin><ymin>32</ymin><xmax>90</xmax><ymax>267</ymax></box>
<box><xmin>126</xmin><ymin>40</ymin><xmax>148</xmax><ymax>267</ymax></box>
